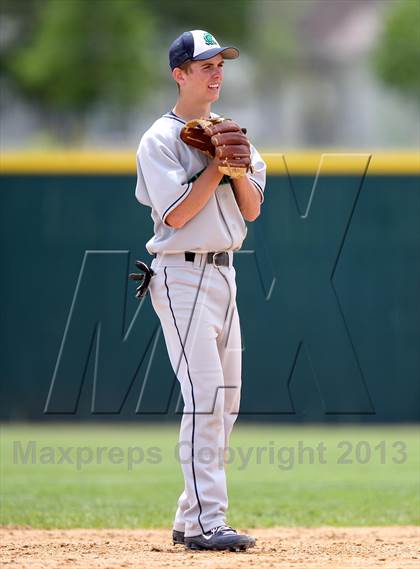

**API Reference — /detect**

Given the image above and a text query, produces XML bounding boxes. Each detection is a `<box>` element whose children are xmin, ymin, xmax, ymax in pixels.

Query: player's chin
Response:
<box><xmin>207</xmin><ymin>88</ymin><xmax>221</xmax><ymax>102</ymax></box>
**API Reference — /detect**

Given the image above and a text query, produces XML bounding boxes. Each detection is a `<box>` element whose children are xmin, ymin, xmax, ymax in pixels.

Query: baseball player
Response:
<box><xmin>134</xmin><ymin>30</ymin><xmax>266</xmax><ymax>551</ymax></box>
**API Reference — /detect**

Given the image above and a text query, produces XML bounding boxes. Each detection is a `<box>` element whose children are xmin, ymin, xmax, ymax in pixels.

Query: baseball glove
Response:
<box><xmin>180</xmin><ymin>117</ymin><xmax>252</xmax><ymax>179</ymax></box>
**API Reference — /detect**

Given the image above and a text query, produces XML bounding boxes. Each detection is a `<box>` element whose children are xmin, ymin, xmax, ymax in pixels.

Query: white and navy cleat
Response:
<box><xmin>184</xmin><ymin>525</ymin><xmax>256</xmax><ymax>551</ymax></box>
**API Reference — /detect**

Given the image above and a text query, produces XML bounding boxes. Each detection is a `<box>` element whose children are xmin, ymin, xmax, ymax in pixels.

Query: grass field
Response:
<box><xmin>1</xmin><ymin>423</ymin><xmax>419</xmax><ymax>528</ymax></box>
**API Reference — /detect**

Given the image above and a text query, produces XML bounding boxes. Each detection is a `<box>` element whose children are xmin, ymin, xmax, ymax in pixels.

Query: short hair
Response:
<box><xmin>176</xmin><ymin>60</ymin><xmax>192</xmax><ymax>92</ymax></box>
<box><xmin>179</xmin><ymin>60</ymin><xmax>192</xmax><ymax>72</ymax></box>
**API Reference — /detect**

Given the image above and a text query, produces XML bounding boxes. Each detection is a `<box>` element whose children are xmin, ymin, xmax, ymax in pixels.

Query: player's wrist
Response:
<box><xmin>207</xmin><ymin>160</ymin><xmax>224</xmax><ymax>179</ymax></box>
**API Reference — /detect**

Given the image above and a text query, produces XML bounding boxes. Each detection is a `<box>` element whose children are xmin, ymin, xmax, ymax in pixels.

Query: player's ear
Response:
<box><xmin>172</xmin><ymin>68</ymin><xmax>185</xmax><ymax>87</ymax></box>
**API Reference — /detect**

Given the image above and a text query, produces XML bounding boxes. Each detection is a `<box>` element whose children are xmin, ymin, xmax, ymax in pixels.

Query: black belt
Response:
<box><xmin>185</xmin><ymin>251</ymin><xmax>230</xmax><ymax>267</ymax></box>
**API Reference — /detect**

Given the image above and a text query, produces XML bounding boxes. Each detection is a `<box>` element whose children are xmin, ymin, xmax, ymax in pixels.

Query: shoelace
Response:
<box><xmin>210</xmin><ymin>524</ymin><xmax>237</xmax><ymax>536</ymax></box>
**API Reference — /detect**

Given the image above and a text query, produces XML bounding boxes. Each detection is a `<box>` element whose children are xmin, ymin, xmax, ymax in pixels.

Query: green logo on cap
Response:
<box><xmin>204</xmin><ymin>32</ymin><xmax>216</xmax><ymax>46</ymax></box>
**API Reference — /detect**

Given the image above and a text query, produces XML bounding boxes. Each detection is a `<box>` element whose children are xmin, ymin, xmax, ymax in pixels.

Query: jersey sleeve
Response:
<box><xmin>136</xmin><ymin>134</ymin><xmax>193</xmax><ymax>227</ymax></box>
<box><xmin>248</xmin><ymin>145</ymin><xmax>267</xmax><ymax>204</ymax></box>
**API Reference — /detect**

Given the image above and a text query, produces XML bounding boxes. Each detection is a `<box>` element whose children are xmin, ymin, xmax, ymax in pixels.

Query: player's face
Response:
<box><xmin>187</xmin><ymin>54</ymin><xmax>224</xmax><ymax>103</ymax></box>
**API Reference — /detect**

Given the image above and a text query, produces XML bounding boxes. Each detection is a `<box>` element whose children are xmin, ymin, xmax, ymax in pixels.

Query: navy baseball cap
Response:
<box><xmin>169</xmin><ymin>30</ymin><xmax>239</xmax><ymax>70</ymax></box>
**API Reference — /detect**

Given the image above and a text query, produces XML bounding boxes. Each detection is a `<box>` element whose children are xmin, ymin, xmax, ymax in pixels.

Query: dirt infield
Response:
<box><xmin>1</xmin><ymin>526</ymin><xmax>419</xmax><ymax>568</ymax></box>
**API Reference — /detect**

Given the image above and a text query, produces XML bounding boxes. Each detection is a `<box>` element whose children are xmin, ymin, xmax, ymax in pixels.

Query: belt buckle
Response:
<box><xmin>212</xmin><ymin>251</ymin><xmax>228</xmax><ymax>267</ymax></box>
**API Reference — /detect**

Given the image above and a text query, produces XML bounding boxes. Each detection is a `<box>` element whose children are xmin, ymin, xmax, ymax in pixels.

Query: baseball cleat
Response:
<box><xmin>184</xmin><ymin>524</ymin><xmax>256</xmax><ymax>551</ymax></box>
<box><xmin>172</xmin><ymin>529</ymin><xmax>185</xmax><ymax>545</ymax></box>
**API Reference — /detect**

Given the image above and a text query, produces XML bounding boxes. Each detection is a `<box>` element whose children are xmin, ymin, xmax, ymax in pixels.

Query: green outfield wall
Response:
<box><xmin>1</xmin><ymin>152</ymin><xmax>419</xmax><ymax>422</ymax></box>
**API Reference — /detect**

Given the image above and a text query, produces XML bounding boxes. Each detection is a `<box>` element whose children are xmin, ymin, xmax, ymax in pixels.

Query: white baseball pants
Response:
<box><xmin>149</xmin><ymin>251</ymin><xmax>242</xmax><ymax>537</ymax></box>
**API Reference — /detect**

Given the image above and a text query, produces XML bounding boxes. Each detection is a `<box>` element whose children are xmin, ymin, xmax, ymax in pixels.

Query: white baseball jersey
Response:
<box><xmin>135</xmin><ymin>111</ymin><xmax>266</xmax><ymax>254</ymax></box>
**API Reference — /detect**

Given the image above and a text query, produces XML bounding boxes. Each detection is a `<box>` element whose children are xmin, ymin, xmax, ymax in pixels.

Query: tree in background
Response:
<box><xmin>374</xmin><ymin>0</ymin><xmax>420</xmax><ymax>101</ymax></box>
<box><xmin>10</xmin><ymin>0</ymin><xmax>155</xmax><ymax>109</ymax></box>
<box><xmin>2</xmin><ymin>0</ymin><xmax>156</xmax><ymax>141</ymax></box>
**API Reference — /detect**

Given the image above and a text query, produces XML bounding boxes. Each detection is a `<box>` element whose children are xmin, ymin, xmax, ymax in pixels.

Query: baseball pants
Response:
<box><xmin>149</xmin><ymin>251</ymin><xmax>242</xmax><ymax>537</ymax></box>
